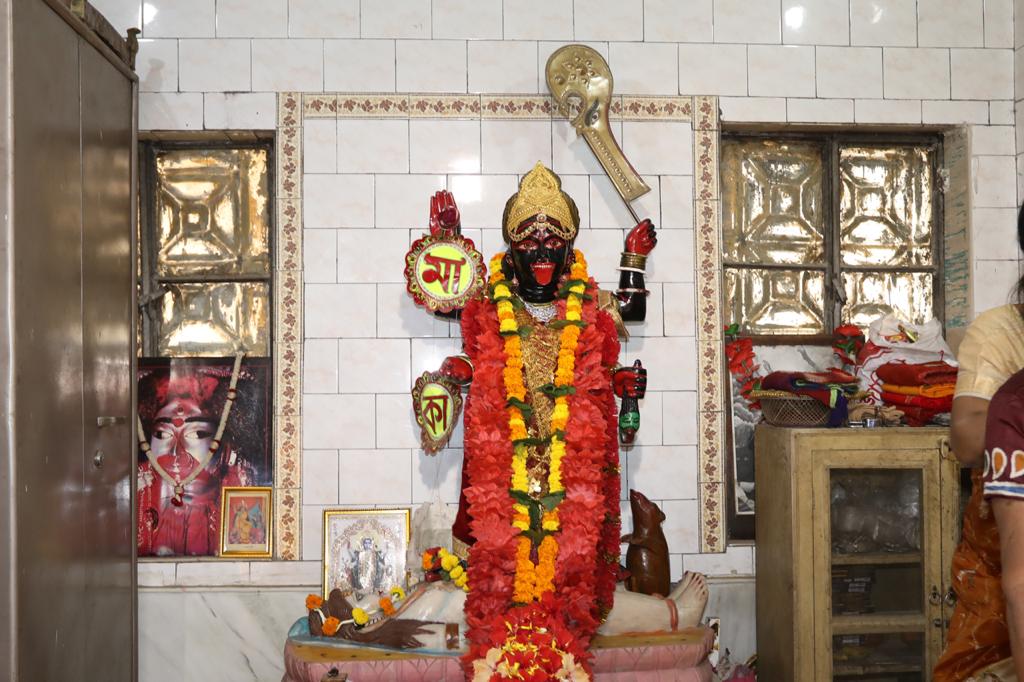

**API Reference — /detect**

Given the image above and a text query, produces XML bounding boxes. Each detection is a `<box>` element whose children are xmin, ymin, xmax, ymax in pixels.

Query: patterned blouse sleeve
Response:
<box><xmin>982</xmin><ymin>392</ymin><xmax>1024</xmax><ymax>500</ymax></box>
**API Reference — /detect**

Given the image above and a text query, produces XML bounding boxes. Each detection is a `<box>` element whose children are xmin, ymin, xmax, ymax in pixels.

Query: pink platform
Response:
<box><xmin>282</xmin><ymin>627</ymin><xmax>715</xmax><ymax>681</ymax></box>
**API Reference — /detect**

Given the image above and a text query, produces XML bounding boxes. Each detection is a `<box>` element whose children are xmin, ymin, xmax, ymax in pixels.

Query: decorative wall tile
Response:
<box><xmin>408</xmin><ymin>95</ymin><xmax>482</xmax><ymax>118</ymax></box>
<box><xmin>699</xmin><ymin>482</ymin><xmax>724</xmax><ymax>553</ymax></box>
<box><xmin>303</xmin><ymin>94</ymin><xmax>337</xmax><ymax>119</ymax></box>
<box><xmin>694</xmin><ymin>96</ymin><xmax>717</xmax><ymax>130</ymax></box>
<box><xmin>697</xmin><ymin>338</ymin><xmax>725</xmax><ymax>415</ymax></box>
<box><xmin>276</xmin><ymin>487</ymin><xmax>300</xmax><ymax>560</ymax></box>
<box><xmin>277</xmin><ymin>199</ymin><xmax>302</xmax><ymax>271</ymax></box>
<box><xmin>275</xmin><ymin>342</ymin><xmax>301</xmax><ymax>417</ymax></box>
<box><xmin>275</xmin><ymin>270</ymin><xmax>303</xmax><ymax>348</ymax></box>
<box><xmin>278</xmin><ymin>91</ymin><xmax>300</xmax><ymax>128</ymax></box>
<box><xmin>275</xmin><ymin>415</ymin><xmax>302</xmax><ymax>490</ymax></box>
<box><xmin>694</xmin><ymin>130</ymin><xmax>719</xmax><ymax>202</ymax></box>
<box><xmin>276</xmin><ymin>126</ymin><xmax>301</xmax><ymax>198</ymax></box>
<box><xmin>698</xmin><ymin>410</ymin><xmax>724</xmax><ymax>481</ymax></box>
<box><xmin>337</xmin><ymin>95</ymin><xmax>411</xmax><ymax>118</ymax></box>
<box><xmin>480</xmin><ymin>96</ymin><xmax>554</xmax><ymax>119</ymax></box>
<box><xmin>621</xmin><ymin>96</ymin><xmax>693</xmax><ymax>121</ymax></box>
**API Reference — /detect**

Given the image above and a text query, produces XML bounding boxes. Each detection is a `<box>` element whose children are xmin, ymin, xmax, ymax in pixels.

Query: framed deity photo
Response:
<box><xmin>219</xmin><ymin>487</ymin><xmax>273</xmax><ymax>558</ymax></box>
<box><xmin>322</xmin><ymin>508</ymin><xmax>411</xmax><ymax>599</ymax></box>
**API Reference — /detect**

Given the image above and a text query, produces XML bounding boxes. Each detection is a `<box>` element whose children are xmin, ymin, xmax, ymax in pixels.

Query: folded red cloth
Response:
<box><xmin>875</xmin><ymin>361</ymin><xmax>957</xmax><ymax>387</ymax></box>
<box><xmin>881</xmin><ymin>391</ymin><xmax>953</xmax><ymax>411</ymax></box>
<box><xmin>898</xmin><ymin>405</ymin><xmax>945</xmax><ymax>427</ymax></box>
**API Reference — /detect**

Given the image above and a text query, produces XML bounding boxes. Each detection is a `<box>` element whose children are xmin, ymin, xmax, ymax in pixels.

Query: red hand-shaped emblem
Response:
<box><xmin>429</xmin><ymin>190</ymin><xmax>461</xmax><ymax>236</ymax></box>
<box><xmin>625</xmin><ymin>218</ymin><xmax>657</xmax><ymax>255</ymax></box>
<box><xmin>613</xmin><ymin>363</ymin><xmax>648</xmax><ymax>399</ymax></box>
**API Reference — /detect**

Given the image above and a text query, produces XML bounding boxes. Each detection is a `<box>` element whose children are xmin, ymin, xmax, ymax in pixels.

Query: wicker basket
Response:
<box><xmin>750</xmin><ymin>389</ymin><xmax>831</xmax><ymax>428</ymax></box>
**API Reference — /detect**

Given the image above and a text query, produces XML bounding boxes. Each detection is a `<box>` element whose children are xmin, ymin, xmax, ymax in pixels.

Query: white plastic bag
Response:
<box><xmin>857</xmin><ymin>315</ymin><xmax>958</xmax><ymax>402</ymax></box>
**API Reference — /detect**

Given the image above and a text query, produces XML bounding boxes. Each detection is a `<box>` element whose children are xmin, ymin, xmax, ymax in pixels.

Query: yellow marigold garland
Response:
<box><xmin>489</xmin><ymin>250</ymin><xmax>589</xmax><ymax>604</ymax></box>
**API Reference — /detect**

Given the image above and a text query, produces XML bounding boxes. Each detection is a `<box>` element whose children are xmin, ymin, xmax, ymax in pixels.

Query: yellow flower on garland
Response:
<box><xmin>390</xmin><ymin>586</ymin><xmax>406</xmax><ymax>601</ymax></box>
<box><xmin>351</xmin><ymin>608</ymin><xmax>369</xmax><ymax>626</ymax></box>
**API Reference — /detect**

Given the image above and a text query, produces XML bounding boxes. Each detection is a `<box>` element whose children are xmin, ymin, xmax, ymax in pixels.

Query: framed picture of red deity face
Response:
<box><xmin>219</xmin><ymin>487</ymin><xmax>273</xmax><ymax>558</ymax></box>
<box><xmin>136</xmin><ymin>356</ymin><xmax>272</xmax><ymax>557</ymax></box>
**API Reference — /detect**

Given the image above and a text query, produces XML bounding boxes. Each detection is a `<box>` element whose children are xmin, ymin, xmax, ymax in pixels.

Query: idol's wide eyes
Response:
<box><xmin>512</xmin><ymin>238</ymin><xmax>540</xmax><ymax>252</ymax></box>
<box><xmin>544</xmin><ymin>236</ymin><xmax>566</xmax><ymax>250</ymax></box>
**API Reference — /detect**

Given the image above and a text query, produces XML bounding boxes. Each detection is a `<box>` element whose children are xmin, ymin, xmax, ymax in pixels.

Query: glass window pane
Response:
<box><xmin>157</xmin><ymin>282</ymin><xmax>270</xmax><ymax>356</ymax></box>
<box><xmin>722</xmin><ymin>139</ymin><xmax>826</xmax><ymax>265</ymax></box>
<box><xmin>839</xmin><ymin>146</ymin><xmax>934</xmax><ymax>267</ymax></box>
<box><xmin>724</xmin><ymin>267</ymin><xmax>826</xmax><ymax>335</ymax></box>
<box><xmin>155</xmin><ymin>148</ymin><xmax>271</xmax><ymax>277</ymax></box>
<box><xmin>832</xmin><ymin>632</ymin><xmax>924</xmax><ymax>677</ymax></box>
<box><xmin>842</xmin><ymin>271</ymin><xmax>933</xmax><ymax>328</ymax></box>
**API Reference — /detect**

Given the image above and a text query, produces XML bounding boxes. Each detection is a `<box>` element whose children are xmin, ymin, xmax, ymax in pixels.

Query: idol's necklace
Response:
<box><xmin>522</xmin><ymin>299</ymin><xmax>557</xmax><ymax>324</ymax></box>
<box><xmin>136</xmin><ymin>353</ymin><xmax>245</xmax><ymax>506</ymax></box>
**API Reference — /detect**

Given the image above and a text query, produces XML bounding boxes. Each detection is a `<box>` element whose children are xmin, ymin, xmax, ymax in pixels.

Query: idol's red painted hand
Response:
<box><xmin>613</xmin><ymin>364</ymin><xmax>648</xmax><ymax>399</ymax></box>
<box><xmin>440</xmin><ymin>355</ymin><xmax>473</xmax><ymax>385</ymax></box>
<box><xmin>429</xmin><ymin>190</ymin><xmax>461</xmax><ymax>236</ymax></box>
<box><xmin>625</xmin><ymin>219</ymin><xmax>657</xmax><ymax>255</ymax></box>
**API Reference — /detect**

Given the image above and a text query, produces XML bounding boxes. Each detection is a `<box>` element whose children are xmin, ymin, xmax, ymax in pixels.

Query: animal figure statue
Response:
<box><xmin>621</xmin><ymin>489</ymin><xmax>671</xmax><ymax>597</ymax></box>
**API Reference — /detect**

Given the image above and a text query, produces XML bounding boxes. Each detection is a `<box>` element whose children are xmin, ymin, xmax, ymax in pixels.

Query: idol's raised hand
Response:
<box><xmin>429</xmin><ymin>190</ymin><xmax>461</xmax><ymax>236</ymax></box>
<box><xmin>625</xmin><ymin>218</ymin><xmax>657</xmax><ymax>255</ymax></box>
<box><xmin>613</xmin><ymin>362</ymin><xmax>648</xmax><ymax>399</ymax></box>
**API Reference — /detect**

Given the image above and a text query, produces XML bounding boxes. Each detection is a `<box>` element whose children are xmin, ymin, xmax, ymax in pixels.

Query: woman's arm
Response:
<box><xmin>951</xmin><ymin>396</ymin><xmax>989</xmax><ymax>468</ymax></box>
<box><xmin>994</xmin><ymin>497</ymin><xmax>1024</xmax><ymax>680</ymax></box>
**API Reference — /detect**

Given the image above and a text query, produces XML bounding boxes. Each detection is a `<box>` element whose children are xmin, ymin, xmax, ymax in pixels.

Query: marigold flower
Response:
<box><xmin>379</xmin><ymin>596</ymin><xmax>396</xmax><ymax>616</ymax></box>
<box><xmin>351</xmin><ymin>608</ymin><xmax>369</xmax><ymax>627</ymax></box>
<box><xmin>449</xmin><ymin>565</ymin><xmax>465</xmax><ymax>580</ymax></box>
<box><xmin>441</xmin><ymin>553</ymin><xmax>460</xmax><ymax>572</ymax></box>
<box><xmin>305</xmin><ymin>594</ymin><xmax>324</xmax><ymax>610</ymax></box>
<box><xmin>390</xmin><ymin>586</ymin><xmax>406</xmax><ymax>601</ymax></box>
<box><xmin>322</xmin><ymin>616</ymin><xmax>341</xmax><ymax>636</ymax></box>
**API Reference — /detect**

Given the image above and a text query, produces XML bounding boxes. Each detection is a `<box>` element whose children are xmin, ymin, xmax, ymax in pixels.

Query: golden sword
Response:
<box><xmin>545</xmin><ymin>44</ymin><xmax>650</xmax><ymax>223</ymax></box>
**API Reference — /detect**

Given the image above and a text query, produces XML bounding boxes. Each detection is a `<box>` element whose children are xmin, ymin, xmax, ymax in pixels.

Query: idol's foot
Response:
<box><xmin>671</xmin><ymin>571</ymin><xmax>709</xmax><ymax>628</ymax></box>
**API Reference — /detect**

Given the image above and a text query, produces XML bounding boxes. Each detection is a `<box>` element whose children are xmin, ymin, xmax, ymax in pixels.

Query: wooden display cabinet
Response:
<box><xmin>754</xmin><ymin>426</ymin><xmax>959</xmax><ymax>682</ymax></box>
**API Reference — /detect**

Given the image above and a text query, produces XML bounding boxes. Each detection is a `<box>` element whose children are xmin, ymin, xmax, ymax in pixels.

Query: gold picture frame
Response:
<box><xmin>219</xmin><ymin>486</ymin><xmax>274</xmax><ymax>558</ymax></box>
<box><xmin>322</xmin><ymin>508</ymin><xmax>411</xmax><ymax>599</ymax></box>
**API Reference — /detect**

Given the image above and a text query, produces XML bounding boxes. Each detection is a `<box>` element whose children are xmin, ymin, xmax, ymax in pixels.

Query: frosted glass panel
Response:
<box><xmin>722</xmin><ymin>139</ymin><xmax>826</xmax><ymax>265</ymax></box>
<box><xmin>839</xmin><ymin>146</ymin><xmax>934</xmax><ymax>267</ymax></box>
<box><xmin>155</xmin><ymin>148</ymin><xmax>271</xmax><ymax>277</ymax></box>
<box><xmin>842</xmin><ymin>271</ymin><xmax>933</xmax><ymax>328</ymax></box>
<box><xmin>157</xmin><ymin>282</ymin><xmax>270</xmax><ymax>356</ymax></box>
<box><xmin>724</xmin><ymin>267</ymin><xmax>826</xmax><ymax>335</ymax></box>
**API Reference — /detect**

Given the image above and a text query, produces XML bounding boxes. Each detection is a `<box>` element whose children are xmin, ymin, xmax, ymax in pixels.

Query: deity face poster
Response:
<box><xmin>136</xmin><ymin>356</ymin><xmax>272</xmax><ymax>557</ymax></box>
<box><xmin>322</xmin><ymin>509</ymin><xmax>410</xmax><ymax>599</ymax></box>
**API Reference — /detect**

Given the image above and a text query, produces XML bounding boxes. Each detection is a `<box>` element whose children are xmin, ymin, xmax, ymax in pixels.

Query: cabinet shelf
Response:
<box><xmin>833</xmin><ymin>661</ymin><xmax>922</xmax><ymax>677</ymax></box>
<box><xmin>832</xmin><ymin>612</ymin><xmax>926</xmax><ymax>635</ymax></box>
<box><xmin>831</xmin><ymin>551</ymin><xmax>922</xmax><ymax>566</ymax></box>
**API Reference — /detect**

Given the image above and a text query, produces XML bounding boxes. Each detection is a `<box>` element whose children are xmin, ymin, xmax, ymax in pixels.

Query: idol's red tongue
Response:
<box><xmin>532</xmin><ymin>262</ymin><xmax>555</xmax><ymax>286</ymax></box>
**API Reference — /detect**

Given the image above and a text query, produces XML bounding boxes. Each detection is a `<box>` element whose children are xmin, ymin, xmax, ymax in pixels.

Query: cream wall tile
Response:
<box><xmin>918</xmin><ymin>0</ymin><xmax>984</xmax><ymax>47</ymax></box>
<box><xmin>590</xmin><ymin>175</ymin><xmax>661</xmax><ymax>229</ymax></box>
<box><xmin>644</xmin><ymin>0</ymin><xmax>712</xmax><ymax>42</ymax></box>
<box><xmin>990</xmin><ymin>101</ymin><xmax>1014</xmax><ymax>125</ymax></box>
<box><xmin>303</xmin><ymin>120</ymin><xmax>337</xmax><ymax>173</ymax></box>
<box><xmin>289</xmin><ymin>0</ymin><xmax>359</xmax><ymax>38</ymax></box>
<box><xmin>883</xmin><ymin>48</ymin><xmax>950</xmax><ymax>99</ymax></box>
<box><xmin>816</xmin><ymin>47</ymin><xmax>883</xmax><ymax>99</ymax></box>
<box><xmin>625</xmin><ymin>445</ymin><xmax>698</xmax><ymax>500</ymax></box>
<box><xmin>850</xmin><ymin>0</ymin><xmax>917</xmax><ymax>46</ymax></box>
<box><xmin>179</xmin><ymin>39</ymin><xmax>251</xmax><ymax>92</ymax></box>
<box><xmin>973</xmin><ymin>260</ymin><xmax>1020</xmax><ymax>311</ymax></box>
<box><xmin>558</xmin><ymin>175</ymin><xmax>591</xmax><ymax>230</ymax></box>
<box><xmin>951</xmin><ymin>49</ymin><xmax>1014</xmax><ymax>100</ymax></box>
<box><xmin>973</xmin><ymin>208</ymin><xmax>1020</xmax><ymax>260</ymax></box>
<box><xmin>660</xmin><ymin>176</ymin><xmax>694</xmax><ymax>230</ymax></box>
<box><xmin>305</xmin><ymin>283</ymin><xmax>376</xmax><ymax>337</ymax></box>
<box><xmin>176</xmin><ymin>562</ymin><xmax>250</xmax><ymax>586</ymax></box>
<box><xmin>781</xmin><ymin>0</ymin><xmax>850</xmax><ymax>45</ymax></box>
<box><xmin>552</xmin><ymin>119</ymin><xmax>622</xmax><ymax>175</ymax></box>
<box><xmin>217</xmin><ymin>0</ymin><xmax>286</xmax><ymax>37</ymax></box>
<box><xmin>338</xmin><ymin>229</ymin><xmax>410</xmax><ymax>283</ymax></box>
<box><xmin>972</xmin><ymin>126</ymin><xmax>1015</xmax><ymax>156</ymax></box>
<box><xmin>433</xmin><ymin>0</ymin><xmax>502</xmax><ymax>39</ymax></box>
<box><xmin>646</xmin><ymin>230</ymin><xmax>693</xmax><ymax>283</ymax></box>
<box><xmin>468</xmin><ymin>41</ymin><xmax>539</xmax><ymax>93</ymax></box>
<box><xmin>985</xmin><ymin>0</ymin><xmax>1014</xmax><ymax>47</ymax></box>
<box><xmin>411</xmin><ymin>338</ymin><xmax>462</xmax><ymax>377</ymax></box>
<box><xmin>339</xmin><ymin>339</ymin><xmax>411</xmax><ymax>393</ymax></box>
<box><xmin>662</xmin><ymin>392</ymin><xmax>698</xmax><ymax>445</ymax></box>
<box><xmin>396</xmin><ymin>40</ymin><xmax>467</xmax><ymax>92</ymax></box>
<box><xmin>447</xmin><ymin>174</ymin><xmax>518</xmax><ymax>228</ymax></box>
<box><xmin>136</xmin><ymin>39</ymin><xmax>177</xmax><ymax>92</ymax></box>
<box><xmin>631</xmin><ymin>391</ymin><xmax>663</xmax><ymax>444</ymax></box>
<box><xmin>504</xmin><ymin>0</ymin><xmax>574</xmax><ymax>40</ymax></box>
<box><xmin>714</xmin><ymin>0</ymin><xmax>782</xmax><ymax>43</ymax></box>
<box><xmin>361</xmin><ymin>0</ymin><xmax>430</xmax><ymax>38</ymax></box>
<box><xmin>574</xmin><ymin>229</ymin><xmax>623</xmax><ymax>277</ymax></box>
<box><xmin>719</xmin><ymin>96</ymin><xmax>788</xmax><ymax>122</ymax></box>
<box><xmin>922</xmin><ymin>100</ymin><xmax>991</xmax><ymax>124</ymax></box>
<box><xmin>622</xmin><ymin>122</ymin><xmax>693</xmax><ymax>175</ymax></box>
<box><xmin>139</xmin><ymin>92</ymin><xmax>204</xmax><ymax>130</ymax></box>
<box><xmin>973</xmin><ymin>155</ymin><xmax>1017</xmax><ymax>207</ymax></box>
<box><xmin>574</xmin><ymin>0</ymin><xmax>643</xmax><ymax>41</ymax></box>
<box><xmin>303</xmin><ymin>175</ymin><xmax>374</xmax><ymax>228</ymax></box>
<box><xmin>410</xmin><ymin>120</ymin><xmax>481</xmax><ymax>174</ymax></box>
<box><xmin>481</xmin><ymin>121</ymin><xmax>552</xmax><ymax>173</ymax></box>
<box><xmin>324</xmin><ymin>40</ymin><xmax>396</xmax><ymax>92</ymax></box>
<box><xmin>412</xmin><ymin>448</ymin><xmax>463</xmax><ymax>504</ymax></box>
<box><xmin>609</xmin><ymin>42</ymin><xmax>678</xmax><ymax>95</ymax></box>
<box><xmin>787</xmin><ymin>98</ymin><xmax>855</xmax><ymax>122</ymax></box>
<box><xmin>661</xmin><ymin>499</ymin><xmax>700</xmax><ymax>554</ymax></box>
<box><xmin>678</xmin><ymin>44</ymin><xmax>747</xmax><ymax>96</ymax></box>
<box><xmin>376</xmin><ymin>175</ymin><xmax>446</xmax><ymax>228</ymax></box>
<box><xmin>376</xmin><ymin>394</ymin><xmax>421</xmax><ymax>449</ymax></box>
<box><xmin>339</xmin><ymin>450</ymin><xmax>413</xmax><ymax>504</ymax></box>
<box><xmin>301</xmin><ymin>505</ymin><xmax>327</xmax><ymax>559</ymax></box>
<box><xmin>251</xmin><ymin>39</ymin><xmax>323</xmax><ymax>91</ymax></box>
<box><xmin>143</xmin><ymin>0</ymin><xmax>214</xmax><ymax>38</ymax></box>
<box><xmin>90</xmin><ymin>0</ymin><xmax>141</xmax><ymax>34</ymax></box>
<box><xmin>303</xmin><ymin>450</ymin><xmax>340</xmax><ymax>504</ymax></box>
<box><xmin>625</xmin><ymin>336</ymin><xmax>697</xmax><ymax>391</ymax></box>
<box><xmin>203</xmin><ymin>92</ymin><xmax>276</xmax><ymax>129</ymax></box>
<box><xmin>663</xmin><ymin>282</ymin><xmax>696</xmax><ymax>336</ymax></box>
<box><xmin>303</xmin><ymin>394</ymin><xmax>376</xmax><ymax>449</ymax></box>
<box><xmin>748</xmin><ymin>45</ymin><xmax>815</xmax><ymax>98</ymax></box>
<box><xmin>303</xmin><ymin>338</ymin><xmax>339</xmax><ymax>393</ymax></box>
<box><xmin>377</xmin><ymin>282</ymin><xmax>451</xmax><ymax>338</ymax></box>
<box><xmin>336</xmin><ymin>120</ymin><xmax>409</xmax><ymax>174</ymax></box>
<box><xmin>684</xmin><ymin>545</ymin><xmax>754</xmax><ymax>576</ymax></box>
<box><xmin>854</xmin><ymin>98</ymin><xmax>922</xmax><ymax>123</ymax></box>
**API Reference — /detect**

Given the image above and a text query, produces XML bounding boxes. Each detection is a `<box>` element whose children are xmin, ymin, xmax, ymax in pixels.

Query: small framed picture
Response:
<box><xmin>322</xmin><ymin>508</ymin><xmax>411</xmax><ymax>598</ymax></box>
<box><xmin>219</xmin><ymin>486</ymin><xmax>273</xmax><ymax>558</ymax></box>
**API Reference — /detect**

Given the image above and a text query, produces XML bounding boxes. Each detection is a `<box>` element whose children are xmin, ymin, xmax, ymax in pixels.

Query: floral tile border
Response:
<box><xmin>337</xmin><ymin>95</ymin><xmax>411</xmax><ymax>118</ymax></box>
<box><xmin>480</xmin><ymin>96</ymin><xmax>555</xmax><ymax>119</ymax></box>
<box><xmin>694</xmin><ymin>96</ymin><xmax>719</xmax><ymax>131</ymax></box>
<box><xmin>303</xmin><ymin>94</ymin><xmax>337</xmax><ymax>119</ymax></box>
<box><xmin>408</xmin><ymin>95</ymin><xmax>482</xmax><ymax>118</ymax></box>
<box><xmin>700</xmin><ymin>482</ymin><xmax>724</xmax><ymax>553</ymax></box>
<box><xmin>277</xmin><ymin>126</ymin><xmax>301</xmax><ymax>199</ymax></box>
<box><xmin>698</xmin><ymin>410</ymin><xmax>724</xmax><ymax>482</ymax></box>
<box><xmin>621</xmin><ymin>96</ymin><xmax>693</xmax><ymax>121</ymax></box>
<box><xmin>276</xmin><ymin>487</ymin><xmax>300</xmax><ymax>561</ymax></box>
<box><xmin>277</xmin><ymin>199</ymin><xmax>301</xmax><ymax>271</ymax></box>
